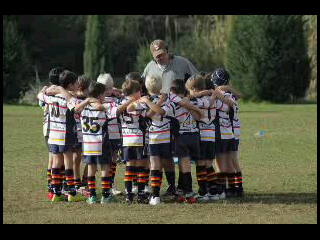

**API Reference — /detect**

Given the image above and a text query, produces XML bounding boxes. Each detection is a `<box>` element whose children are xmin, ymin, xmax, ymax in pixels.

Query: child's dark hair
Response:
<box><xmin>122</xmin><ymin>79</ymin><xmax>141</xmax><ymax>96</ymax></box>
<box><xmin>88</xmin><ymin>81</ymin><xmax>106</xmax><ymax>98</ymax></box>
<box><xmin>125</xmin><ymin>72</ymin><xmax>142</xmax><ymax>84</ymax></box>
<box><xmin>59</xmin><ymin>70</ymin><xmax>77</xmax><ymax>89</ymax></box>
<box><xmin>171</xmin><ymin>79</ymin><xmax>186</xmax><ymax>96</ymax></box>
<box><xmin>49</xmin><ymin>67</ymin><xmax>64</xmax><ymax>85</ymax></box>
<box><xmin>203</xmin><ymin>73</ymin><xmax>214</xmax><ymax>90</ymax></box>
<box><xmin>193</xmin><ymin>74</ymin><xmax>206</xmax><ymax>91</ymax></box>
<box><xmin>77</xmin><ymin>75</ymin><xmax>92</xmax><ymax>92</ymax></box>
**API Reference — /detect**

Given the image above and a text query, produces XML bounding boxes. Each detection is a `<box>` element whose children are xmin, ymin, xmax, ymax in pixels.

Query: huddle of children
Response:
<box><xmin>39</xmin><ymin>67</ymin><xmax>243</xmax><ymax>205</ymax></box>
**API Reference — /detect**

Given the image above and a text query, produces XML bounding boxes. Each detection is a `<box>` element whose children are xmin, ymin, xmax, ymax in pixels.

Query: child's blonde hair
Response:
<box><xmin>97</xmin><ymin>73</ymin><xmax>114</xmax><ymax>90</ymax></box>
<box><xmin>145</xmin><ymin>75</ymin><xmax>162</xmax><ymax>95</ymax></box>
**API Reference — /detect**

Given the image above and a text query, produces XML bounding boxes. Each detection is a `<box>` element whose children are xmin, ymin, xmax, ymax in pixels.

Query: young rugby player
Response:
<box><xmin>38</xmin><ymin>70</ymin><xmax>81</xmax><ymax>202</ymax></box>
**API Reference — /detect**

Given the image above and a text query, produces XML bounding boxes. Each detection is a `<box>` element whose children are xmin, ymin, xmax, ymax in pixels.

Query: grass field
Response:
<box><xmin>3</xmin><ymin>103</ymin><xmax>317</xmax><ymax>224</ymax></box>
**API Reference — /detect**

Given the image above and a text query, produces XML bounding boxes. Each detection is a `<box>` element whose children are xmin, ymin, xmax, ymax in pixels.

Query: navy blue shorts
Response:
<box><xmin>229</xmin><ymin>139</ymin><xmax>239</xmax><ymax>151</ymax></box>
<box><xmin>148</xmin><ymin>143</ymin><xmax>172</xmax><ymax>159</ymax></box>
<box><xmin>177</xmin><ymin>132</ymin><xmax>201</xmax><ymax>160</ymax></box>
<box><xmin>48</xmin><ymin>144</ymin><xmax>73</xmax><ymax>154</ymax></box>
<box><xmin>199</xmin><ymin>141</ymin><xmax>216</xmax><ymax>160</ymax></box>
<box><xmin>215</xmin><ymin>139</ymin><xmax>234</xmax><ymax>154</ymax></box>
<box><xmin>122</xmin><ymin>146</ymin><xmax>147</xmax><ymax>162</ymax></box>
<box><xmin>83</xmin><ymin>155</ymin><xmax>111</xmax><ymax>165</ymax></box>
<box><xmin>110</xmin><ymin>139</ymin><xmax>122</xmax><ymax>151</ymax></box>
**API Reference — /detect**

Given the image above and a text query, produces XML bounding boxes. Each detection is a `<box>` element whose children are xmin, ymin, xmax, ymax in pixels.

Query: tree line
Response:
<box><xmin>3</xmin><ymin>15</ymin><xmax>317</xmax><ymax>103</ymax></box>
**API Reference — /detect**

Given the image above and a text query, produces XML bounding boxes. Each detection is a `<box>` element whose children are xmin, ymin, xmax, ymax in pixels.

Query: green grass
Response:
<box><xmin>3</xmin><ymin>103</ymin><xmax>317</xmax><ymax>224</ymax></box>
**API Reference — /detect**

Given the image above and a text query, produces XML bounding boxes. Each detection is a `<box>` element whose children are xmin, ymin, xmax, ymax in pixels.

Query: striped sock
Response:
<box><xmin>150</xmin><ymin>170</ymin><xmax>162</xmax><ymax>197</ymax></box>
<box><xmin>74</xmin><ymin>178</ymin><xmax>81</xmax><ymax>188</ymax></box>
<box><xmin>235</xmin><ymin>171</ymin><xmax>243</xmax><ymax>189</ymax></box>
<box><xmin>87</xmin><ymin>176</ymin><xmax>96</xmax><ymax>197</ymax></box>
<box><xmin>137</xmin><ymin>166</ymin><xmax>147</xmax><ymax>194</ymax></box>
<box><xmin>196</xmin><ymin>166</ymin><xmax>208</xmax><ymax>195</ymax></box>
<box><xmin>227</xmin><ymin>172</ymin><xmax>237</xmax><ymax>191</ymax></box>
<box><xmin>65</xmin><ymin>169</ymin><xmax>76</xmax><ymax>196</ymax></box>
<box><xmin>101</xmin><ymin>176</ymin><xmax>112</xmax><ymax>198</ymax></box>
<box><xmin>124</xmin><ymin>166</ymin><xmax>134</xmax><ymax>194</ymax></box>
<box><xmin>51</xmin><ymin>168</ymin><xmax>62</xmax><ymax>196</ymax></box>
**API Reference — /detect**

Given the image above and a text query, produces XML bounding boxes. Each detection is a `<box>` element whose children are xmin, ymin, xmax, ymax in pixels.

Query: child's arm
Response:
<box><xmin>178</xmin><ymin>99</ymin><xmax>203</xmax><ymax>119</ymax></box>
<box><xmin>116</xmin><ymin>98</ymin><xmax>136</xmax><ymax>116</ymax></box>
<box><xmin>213</xmin><ymin>89</ymin><xmax>235</xmax><ymax>108</ymax></box>
<box><xmin>138</xmin><ymin>96</ymin><xmax>165</xmax><ymax>116</ymax></box>
<box><xmin>189</xmin><ymin>109</ymin><xmax>203</xmax><ymax>121</ymax></box>
<box><xmin>74</xmin><ymin>98</ymin><xmax>101</xmax><ymax>113</ymax></box>
<box><xmin>190</xmin><ymin>89</ymin><xmax>212</xmax><ymax>97</ymax></box>
<box><xmin>217</xmin><ymin>85</ymin><xmax>242</xmax><ymax>100</ymax></box>
<box><xmin>146</xmin><ymin>94</ymin><xmax>167</xmax><ymax>117</ymax></box>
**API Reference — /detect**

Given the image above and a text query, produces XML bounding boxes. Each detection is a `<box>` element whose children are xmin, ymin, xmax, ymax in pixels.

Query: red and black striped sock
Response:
<box><xmin>150</xmin><ymin>170</ymin><xmax>162</xmax><ymax>197</ymax></box>
<box><xmin>65</xmin><ymin>169</ymin><xmax>75</xmax><ymax>196</ymax></box>
<box><xmin>51</xmin><ymin>168</ymin><xmax>62</xmax><ymax>195</ymax></box>
<box><xmin>111</xmin><ymin>162</ymin><xmax>117</xmax><ymax>187</ymax></box>
<box><xmin>235</xmin><ymin>171</ymin><xmax>243</xmax><ymax>189</ymax></box>
<box><xmin>227</xmin><ymin>172</ymin><xmax>237</xmax><ymax>191</ymax></box>
<box><xmin>87</xmin><ymin>176</ymin><xmax>96</xmax><ymax>197</ymax></box>
<box><xmin>101</xmin><ymin>176</ymin><xmax>112</xmax><ymax>198</ymax></box>
<box><xmin>124</xmin><ymin>166</ymin><xmax>134</xmax><ymax>194</ymax></box>
<box><xmin>137</xmin><ymin>166</ymin><xmax>147</xmax><ymax>193</ymax></box>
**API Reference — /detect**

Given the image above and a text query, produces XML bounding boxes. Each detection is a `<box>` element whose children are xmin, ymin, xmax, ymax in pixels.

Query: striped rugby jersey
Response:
<box><xmin>216</xmin><ymin>92</ymin><xmax>235</xmax><ymax>140</ymax></box>
<box><xmin>226</xmin><ymin>93</ymin><xmax>241</xmax><ymax>140</ymax></box>
<box><xmin>41</xmin><ymin>102</ymin><xmax>50</xmax><ymax>137</ymax></box>
<box><xmin>80</xmin><ymin>103</ymin><xmax>117</xmax><ymax>156</ymax></box>
<box><xmin>67</xmin><ymin>97</ymin><xmax>86</xmax><ymax>143</ymax></box>
<box><xmin>118</xmin><ymin>97</ymin><xmax>147</xmax><ymax>147</ymax></box>
<box><xmin>196</xmin><ymin>95</ymin><xmax>228</xmax><ymax>142</ymax></box>
<box><xmin>146</xmin><ymin>95</ymin><xmax>175</xmax><ymax>145</ymax></box>
<box><xmin>38</xmin><ymin>93</ymin><xmax>76</xmax><ymax>145</ymax></box>
<box><xmin>169</xmin><ymin>93</ymin><xmax>210</xmax><ymax>134</ymax></box>
<box><xmin>103</xmin><ymin>95</ymin><xmax>121</xmax><ymax>140</ymax></box>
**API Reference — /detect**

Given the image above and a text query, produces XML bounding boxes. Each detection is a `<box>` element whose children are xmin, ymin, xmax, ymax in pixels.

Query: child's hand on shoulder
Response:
<box><xmin>45</xmin><ymin>85</ymin><xmax>60</xmax><ymax>95</ymax></box>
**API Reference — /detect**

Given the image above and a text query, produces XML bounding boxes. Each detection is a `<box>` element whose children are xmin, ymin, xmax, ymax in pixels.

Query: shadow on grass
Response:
<box><xmin>226</xmin><ymin>192</ymin><xmax>317</xmax><ymax>204</ymax></box>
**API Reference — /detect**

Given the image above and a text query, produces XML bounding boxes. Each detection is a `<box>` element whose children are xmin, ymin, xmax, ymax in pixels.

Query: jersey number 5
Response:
<box><xmin>82</xmin><ymin>116</ymin><xmax>100</xmax><ymax>133</ymax></box>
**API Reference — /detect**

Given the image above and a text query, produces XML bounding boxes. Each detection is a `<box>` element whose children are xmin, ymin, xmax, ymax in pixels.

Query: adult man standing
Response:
<box><xmin>142</xmin><ymin>39</ymin><xmax>198</xmax><ymax>94</ymax></box>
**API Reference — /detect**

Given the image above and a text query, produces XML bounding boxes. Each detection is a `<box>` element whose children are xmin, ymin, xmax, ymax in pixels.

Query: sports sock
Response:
<box><xmin>216</xmin><ymin>172</ymin><xmax>227</xmax><ymax>193</ymax></box>
<box><xmin>165</xmin><ymin>170</ymin><xmax>176</xmax><ymax>193</ymax></box>
<box><xmin>87</xmin><ymin>176</ymin><xmax>96</xmax><ymax>197</ymax></box>
<box><xmin>150</xmin><ymin>170</ymin><xmax>162</xmax><ymax>197</ymax></box>
<box><xmin>51</xmin><ymin>168</ymin><xmax>62</xmax><ymax>196</ymax></box>
<box><xmin>101</xmin><ymin>176</ymin><xmax>112</xmax><ymax>198</ymax></box>
<box><xmin>124</xmin><ymin>166</ymin><xmax>134</xmax><ymax>194</ymax></box>
<box><xmin>137</xmin><ymin>166</ymin><xmax>146</xmax><ymax>194</ymax></box>
<box><xmin>227</xmin><ymin>172</ymin><xmax>236</xmax><ymax>191</ymax></box>
<box><xmin>111</xmin><ymin>162</ymin><xmax>117</xmax><ymax>187</ymax></box>
<box><xmin>235</xmin><ymin>171</ymin><xmax>243</xmax><ymax>190</ymax></box>
<box><xmin>196</xmin><ymin>166</ymin><xmax>207</xmax><ymax>196</ymax></box>
<box><xmin>182</xmin><ymin>172</ymin><xmax>193</xmax><ymax>194</ymax></box>
<box><xmin>65</xmin><ymin>169</ymin><xmax>76</xmax><ymax>196</ymax></box>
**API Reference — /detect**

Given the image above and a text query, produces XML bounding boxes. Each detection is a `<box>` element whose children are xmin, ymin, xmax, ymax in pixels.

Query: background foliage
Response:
<box><xmin>3</xmin><ymin>15</ymin><xmax>317</xmax><ymax>103</ymax></box>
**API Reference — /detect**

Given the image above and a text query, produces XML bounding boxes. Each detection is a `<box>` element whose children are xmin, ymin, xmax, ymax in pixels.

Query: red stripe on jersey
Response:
<box><xmin>50</xmin><ymin>129</ymin><xmax>67</xmax><ymax>133</ymax></box>
<box><xmin>50</xmin><ymin>103</ymin><xmax>67</xmax><ymax>109</ymax></box>
<box><xmin>123</xmin><ymin>135</ymin><xmax>143</xmax><ymax>137</ymax></box>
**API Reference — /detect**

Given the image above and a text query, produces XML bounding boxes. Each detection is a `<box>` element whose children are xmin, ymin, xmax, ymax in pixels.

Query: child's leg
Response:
<box><xmin>73</xmin><ymin>150</ymin><xmax>82</xmax><ymax>188</ymax></box>
<box><xmin>124</xmin><ymin>160</ymin><xmax>134</xmax><ymax>196</ymax></box>
<box><xmin>215</xmin><ymin>152</ymin><xmax>228</xmax><ymax>196</ymax></box>
<box><xmin>135</xmin><ymin>159</ymin><xmax>149</xmax><ymax>203</ymax></box>
<box><xmin>100</xmin><ymin>164</ymin><xmax>113</xmax><ymax>199</ymax></box>
<box><xmin>47</xmin><ymin>152</ymin><xmax>53</xmax><ymax>192</ymax></box>
<box><xmin>195</xmin><ymin>159</ymin><xmax>208</xmax><ymax>196</ymax></box>
<box><xmin>51</xmin><ymin>153</ymin><xmax>64</xmax><ymax>195</ymax></box>
<box><xmin>230</xmin><ymin>150</ymin><xmax>243</xmax><ymax>195</ymax></box>
<box><xmin>87</xmin><ymin>164</ymin><xmax>97</xmax><ymax>197</ymax></box>
<box><xmin>226</xmin><ymin>151</ymin><xmax>237</xmax><ymax>196</ymax></box>
<box><xmin>150</xmin><ymin>156</ymin><xmax>162</xmax><ymax>198</ymax></box>
<box><xmin>162</xmin><ymin>158</ymin><xmax>176</xmax><ymax>194</ymax></box>
<box><xmin>63</xmin><ymin>150</ymin><xmax>76</xmax><ymax>196</ymax></box>
<box><xmin>178</xmin><ymin>157</ymin><xmax>193</xmax><ymax>195</ymax></box>
<box><xmin>82</xmin><ymin>163</ymin><xmax>88</xmax><ymax>187</ymax></box>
